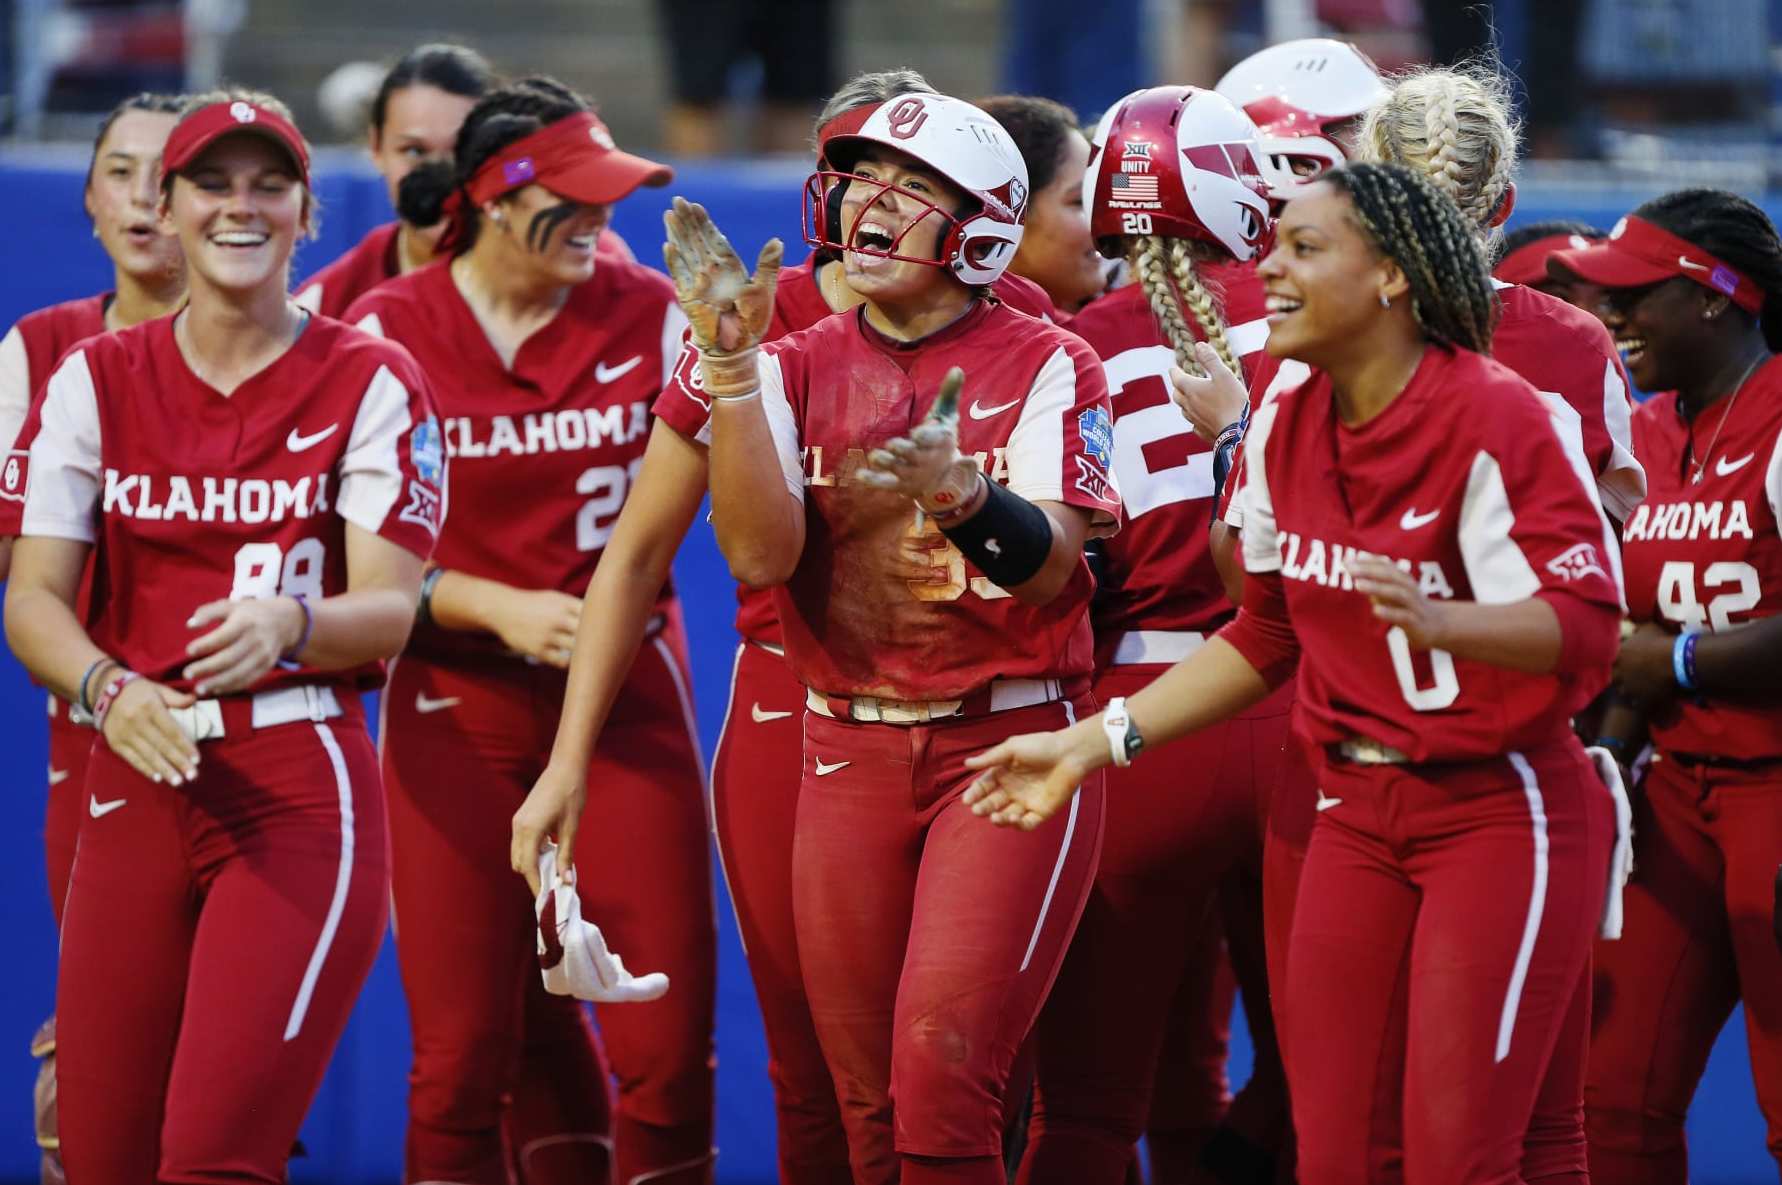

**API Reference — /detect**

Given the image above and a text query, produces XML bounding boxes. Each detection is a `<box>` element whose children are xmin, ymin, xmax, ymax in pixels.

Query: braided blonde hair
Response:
<box><xmin>1130</xmin><ymin>236</ymin><xmax>1242</xmax><ymax>379</ymax></box>
<box><xmin>1357</xmin><ymin>63</ymin><xmax>1520</xmax><ymax>247</ymax></box>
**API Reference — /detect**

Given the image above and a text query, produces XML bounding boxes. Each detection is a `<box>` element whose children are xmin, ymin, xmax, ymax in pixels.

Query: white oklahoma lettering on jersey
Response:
<box><xmin>446</xmin><ymin>402</ymin><xmax>650</xmax><ymax>459</ymax></box>
<box><xmin>1624</xmin><ymin>499</ymin><xmax>1755</xmax><ymax>543</ymax></box>
<box><xmin>1277</xmin><ymin>531</ymin><xmax>1456</xmax><ymax>598</ymax></box>
<box><xmin>101</xmin><ymin>471</ymin><xmax>331</xmax><ymax>523</ymax></box>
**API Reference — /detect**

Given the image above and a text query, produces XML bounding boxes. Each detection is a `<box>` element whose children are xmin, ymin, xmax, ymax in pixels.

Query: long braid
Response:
<box><xmin>1133</xmin><ymin>236</ymin><xmax>1203</xmax><ymax>373</ymax></box>
<box><xmin>1167</xmin><ymin>239</ymin><xmax>1243</xmax><ymax>379</ymax></box>
<box><xmin>1325</xmin><ymin>162</ymin><xmax>1498</xmax><ymax>354</ymax></box>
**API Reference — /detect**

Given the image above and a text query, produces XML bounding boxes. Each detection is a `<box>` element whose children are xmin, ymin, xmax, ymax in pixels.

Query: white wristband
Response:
<box><xmin>1101</xmin><ymin>696</ymin><xmax>1133</xmax><ymax>768</ymax></box>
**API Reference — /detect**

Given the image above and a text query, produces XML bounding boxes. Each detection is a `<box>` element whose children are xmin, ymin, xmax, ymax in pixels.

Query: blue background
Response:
<box><xmin>0</xmin><ymin>149</ymin><xmax>1772</xmax><ymax>1182</ymax></box>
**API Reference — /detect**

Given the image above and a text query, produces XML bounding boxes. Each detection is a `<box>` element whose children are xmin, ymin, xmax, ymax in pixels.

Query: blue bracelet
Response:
<box><xmin>277</xmin><ymin>593</ymin><xmax>313</xmax><ymax>671</ymax></box>
<box><xmin>1671</xmin><ymin>631</ymin><xmax>1700</xmax><ymax>691</ymax></box>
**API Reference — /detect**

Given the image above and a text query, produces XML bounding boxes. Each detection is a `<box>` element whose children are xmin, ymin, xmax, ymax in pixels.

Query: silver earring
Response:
<box><xmin>1378</xmin><ymin>291</ymin><xmax>1391</xmax><ymax>309</ymax></box>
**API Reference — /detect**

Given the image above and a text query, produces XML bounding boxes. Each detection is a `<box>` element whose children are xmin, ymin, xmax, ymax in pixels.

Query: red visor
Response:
<box><xmin>161</xmin><ymin>100</ymin><xmax>310</xmax><ymax>184</ymax></box>
<box><xmin>1495</xmin><ymin>232</ymin><xmax>1596</xmax><ymax>287</ymax></box>
<box><xmin>1549</xmin><ymin>215</ymin><xmax>1763</xmax><ymax>313</ymax></box>
<box><xmin>814</xmin><ymin>104</ymin><xmax>875</xmax><ymax>167</ymax></box>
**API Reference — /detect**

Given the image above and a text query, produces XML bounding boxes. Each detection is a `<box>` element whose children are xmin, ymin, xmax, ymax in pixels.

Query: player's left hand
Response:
<box><xmin>662</xmin><ymin>197</ymin><xmax>782</xmax><ymax>358</ymax></box>
<box><xmin>182</xmin><ymin>596</ymin><xmax>306</xmax><ymax>695</ymax></box>
<box><xmin>962</xmin><ymin>724</ymin><xmax>1101</xmax><ymax>830</ymax></box>
<box><xmin>860</xmin><ymin>368</ymin><xmax>983</xmax><ymax>515</ymax></box>
<box><xmin>1351</xmin><ymin>555</ymin><xmax>1450</xmax><ymax>650</ymax></box>
<box><xmin>1169</xmin><ymin>341</ymin><xmax>1248</xmax><ymax>442</ymax></box>
<box><xmin>1613</xmin><ymin>621</ymin><xmax>1676</xmax><ymax>704</ymax></box>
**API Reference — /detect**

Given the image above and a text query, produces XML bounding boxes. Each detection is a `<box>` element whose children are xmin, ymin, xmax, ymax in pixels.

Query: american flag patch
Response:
<box><xmin>1111</xmin><ymin>172</ymin><xmax>1159</xmax><ymax>201</ymax></box>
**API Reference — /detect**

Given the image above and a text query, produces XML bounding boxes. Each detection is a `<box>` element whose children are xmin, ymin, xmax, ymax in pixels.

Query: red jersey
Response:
<box><xmin>1232</xmin><ymin>345</ymin><xmax>1621</xmax><ymax>762</ymax></box>
<box><xmin>0</xmin><ymin>294</ymin><xmax>108</xmax><ymax>454</ymax></box>
<box><xmin>738</xmin><ymin>300</ymin><xmax>1120</xmax><ymax>699</ymax></box>
<box><xmin>656</xmin><ymin>256</ymin><xmax>1064</xmax><ymax>648</ymax></box>
<box><xmin>346</xmin><ymin>258</ymin><xmax>685</xmax><ymax>661</ymax></box>
<box><xmin>296</xmin><ymin>222</ymin><xmax>630</xmax><ymax>320</ymax></box>
<box><xmin>6</xmin><ymin>315</ymin><xmax>443</xmax><ymax>693</ymax></box>
<box><xmin>1067</xmin><ymin>265</ymin><xmax>1270</xmax><ymax>646</ymax></box>
<box><xmin>1621</xmin><ymin>360</ymin><xmax>1782</xmax><ymax>759</ymax></box>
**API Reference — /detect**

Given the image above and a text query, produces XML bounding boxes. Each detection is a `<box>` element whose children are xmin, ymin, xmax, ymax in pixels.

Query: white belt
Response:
<box><xmin>167</xmin><ymin>685</ymin><xmax>343</xmax><ymax>744</ymax></box>
<box><xmin>806</xmin><ymin>676</ymin><xmax>1066</xmax><ymax>725</ymax></box>
<box><xmin>1335</xmin><ymin>736</ymin><xmax>1410</xmax><ymax>765</ymax></box>
<box><xmin>1111</xmin><ymin>630</ymin><xmax>1206</xmax><ymax>666</ymax></box>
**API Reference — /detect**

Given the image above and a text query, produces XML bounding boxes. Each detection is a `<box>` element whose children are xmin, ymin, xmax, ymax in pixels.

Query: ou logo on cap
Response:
<box><xmin>589</xmin><ymin>122</ymin><xmax>616</xmax><ymax>150</ymax></box>
<box><xmin>230</xmin><ymin>101</ymin><xmax>257</xmax><ymax>124</ymax></box>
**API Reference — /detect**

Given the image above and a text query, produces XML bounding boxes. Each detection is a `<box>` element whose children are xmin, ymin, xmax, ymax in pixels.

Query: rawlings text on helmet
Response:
<box><xmin>1214</xmin><ymin>38</ymin><xmax>1389</xmax><ymax>196</ymax></box>
<box><xmin>802</xmin><ymin>93</ymin><xmax>1029</xmax><ymax>286</ymax></box>
<box><xmin>1083</xmin><ymin>86</ymin><xmax>1272</xmax><ymax>262</ymax></box>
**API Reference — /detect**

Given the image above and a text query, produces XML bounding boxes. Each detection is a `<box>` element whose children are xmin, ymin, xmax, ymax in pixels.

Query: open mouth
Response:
<box><xmin>565</xmin><ymin>232</ymin><xmax>598</xmax><ymax>251</ymax></box>
<box><xmin>1617</xmin><ymin>336</ymin><xmax>1647</xmax><ymax>366</ymax></box>
<box><xmin>210</xmin><ymin>230</ymin><xmax>269</xmax><ymax>250</ymax></box>
<box><xmin>123</xmin><ymin>220</ymin><xmax>159</xmax><ymax>247</ymax></box>
<box><xmin>1265</xmin><ymin>293</ymin><xmax>1303</xmax><ymax>322</ymax></box>
<box><xmin>851</xmin><ymin>219</ymin><xmax>895</xmax><ymax>253</ymax></box>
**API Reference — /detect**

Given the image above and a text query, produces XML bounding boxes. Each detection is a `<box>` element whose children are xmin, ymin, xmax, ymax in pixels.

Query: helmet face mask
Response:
<box><xmin>1215</xmin><ymin>38</ymin><xmax>1389</xmax><ymax>199</ymax></box>
<box><xmin>801</xmin><ymin>93</ymin><xmax>1029</xmax><ymax>287</ymax></box>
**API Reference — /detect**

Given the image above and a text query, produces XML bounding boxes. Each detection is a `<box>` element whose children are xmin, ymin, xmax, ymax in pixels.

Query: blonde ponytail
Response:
<box><xmin>1130</xmin><ymin>236</ymin><xmax>1241</xmax><ymax>381</ymax></box>
<box><xmin>1358</xmin><ymin>63</ymin><xmax>1519</xmax><ymax>244</ymax></box>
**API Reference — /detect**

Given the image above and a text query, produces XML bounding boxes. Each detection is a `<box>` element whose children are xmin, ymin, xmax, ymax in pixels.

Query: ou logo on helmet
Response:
<box><xmin>886</xmin><ymin>98</ymin><xmax>929</xmax><ymax>140</ymax></box>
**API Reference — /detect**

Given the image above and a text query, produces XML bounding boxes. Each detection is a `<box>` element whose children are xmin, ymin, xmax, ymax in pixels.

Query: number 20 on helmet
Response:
<box><xmin>1083</xmin><ymin>85</ymin><xmax>1273</xmax><ymax>263</ymax></box>
<box><xmin>803</xmin><ymin>92</ymin><xmax>1030</xmax><ymax>286</ymax></box>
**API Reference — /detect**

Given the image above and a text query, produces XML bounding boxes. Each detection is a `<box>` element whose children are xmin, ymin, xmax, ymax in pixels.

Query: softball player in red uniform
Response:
<box><xmin>511</xmin><ymin>68</ymin><xmax>1056</xmax><ymax>1185</ymax></box>
<box><xmin>968</xmin><ymin>163</ymin><xmax>1622</xmax><ymax>1185</ymax></box>
<box><xmin>1551</xmin><ymin>191</ymin><xmax>1782</xmax><ymax>1183</ymax></box>
<box><xmin>1011</xmin><ymin>84</ymin><xmax>1297</xmax><ymax>1185</ymax></box>
<box><xmin>2</xmin><ymin>90</ymin><xmax>442</xmax><ymax>1184</ymax></box>
<box><xmin>662</xmin><ymin>92</ymin><xmax>1116</xmax><ymax>1185</ymax></box>
<box><xmin>0</xmin><ymin>92</ymin><xmax>186</xmax><ymax>921</ymax></box>
<box><xmin>296</xmin><ymin>44</ymin><xmax>627</xmax><ymax>320</ymax></box>
<box><xmin>347</xmin><ymin>78</ymin><xmax>715</xmax><ymax>1185</ymax></box>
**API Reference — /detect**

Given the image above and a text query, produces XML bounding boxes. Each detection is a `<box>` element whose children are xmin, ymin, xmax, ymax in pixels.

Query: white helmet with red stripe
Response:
<box><xmin>1215</xmin><ymin>38</ymin><xmax>1389</xmax><ymax>197</ymax></box>
<box><xmin>802</xmin><ymin>92</ymin><xmax>1029</xmax><ymax>286</ymax></box>
<box><xmin>1083</xmin><ymin>85</ymin><xmax>1271</xmax><ymax>261</ymax></box>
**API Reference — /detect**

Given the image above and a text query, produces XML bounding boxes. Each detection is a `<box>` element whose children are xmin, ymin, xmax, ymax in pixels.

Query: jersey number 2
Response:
<box><xmin>576</xmin><ymin>460</ymin><xmax>644</xmax><ymax>552</ymax></box>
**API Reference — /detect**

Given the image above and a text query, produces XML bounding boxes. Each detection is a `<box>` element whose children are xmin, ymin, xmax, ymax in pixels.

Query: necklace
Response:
<box><xmin>1689</xmin><ymin>351</ymin><xmax>1770</xmax><ymax>484</ymax></box>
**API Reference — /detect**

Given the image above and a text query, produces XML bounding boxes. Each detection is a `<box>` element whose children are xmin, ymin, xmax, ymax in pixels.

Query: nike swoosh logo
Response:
<box><xmin>595</xmin><ymin>355</ymin><xmax>643</xmax><ymax>383</ymax></box>
<box><xmin>1315</xmin><ymin>793</ymin><xmax>1343</xmax><ymax>812</ymax></box>
<box><xmin>969</xmin><ymin>397</ymin><xmax>1022</xmax><ymax>420</ymax></box>
<box><xmin>814</xmin><ymin>758</ymin><xmax>851</xmax><ymax>776</ymax></box>
<box><xmin>1399</xmin><ymin>507</ymin><xmax>1441</xmax><ymax>530</ymax></box>
<box><xmin>1678</xmin><ymin>256</ymin><xmax>1711</xmax><ymax>273</ymax></box>
<box><xmin>48</xmin><ymin>768</ymin><xmax>70</xmax><ymax>786</ymax></box>
<box><xmin>286</xmin><ymin>423</ymin><xmax>339</xmax><ymax>452</ymax></box>
<box><xmin>751</xmin><ymin>703</ymin><xmax>793</xmax><ymax>723</ymax></box>
<box><xmin>89</xmin><ymin>795</ymin><xmax>126</xmax><ymax>819</ymax></box>
<box><xmin>415</xmin><ymin>692</ymin><xmax>462</xmax><ymax>714</ymax></box>
<box><xmin>1716</xmin><ymin>453</ymin><xmax>1755</xmax><ymax>476</ymax></box>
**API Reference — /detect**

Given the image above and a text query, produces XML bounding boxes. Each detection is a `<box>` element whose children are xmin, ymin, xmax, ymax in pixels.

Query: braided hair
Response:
<box><xmin>1634</xmin><ymin>188</ymin><xmax>1782</xmax><ymax>351</ymax></box>
<box><xmin>1358</xmin><ymin>62</ymin><xmax>1520</xmax><ymax>249</ymax></box>
<box><xmin>398</xmin><ymin>76</ymin><xmax>590</xmax><ymax>249</ymax></box>
<box><xmin>1322</xmin><ymin>162</ymin><xmax>1498</xmax><ymax>354</ymax></box>
<box><xmin>1130</xmin><ymin>237</ymin><xmax>1242</xmax><ymax>378</ymax></box>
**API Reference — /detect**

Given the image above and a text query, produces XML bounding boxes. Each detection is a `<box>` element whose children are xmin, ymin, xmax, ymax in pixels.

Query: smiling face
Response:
<box><xmin>1009</xmin><ymin>133</ymin><xmax>1102</xmax><ymax>311</ymax></box>
<box><xmin>86</xmin><ymin>109</ymin><xmax>183</xmax><ymax>286</ymax></box>
<box><xmin>487</xmin><ymin>183</ymin><xmax>612</xmax><ymax>287</ymax></box>
<box><xmin>163</xmin><ymin>133</ymin><xmax>308</xmax><ymax>297</ymax></box>
<box><xmin>1255</xmin><ymin>179</ymin><xmax>1400</xmax><ymax>364</ymax></box>
<box><xmin>1597</xmin><ymin>276</ymin><xmax>1709</xmax><ymax>393</ymax></box>
<box><xmin>839</xmin><ymin>144</ymin><xmax>971</xmax><ymax>305</ymax></box>
<box><xmin>371</xmin><ymin>83</ymin><xmax>479</xmax><ymax>218</ymax></box>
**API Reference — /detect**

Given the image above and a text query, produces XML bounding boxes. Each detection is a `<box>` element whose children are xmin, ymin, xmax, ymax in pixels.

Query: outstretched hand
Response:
<box><xmin>961</xmin><ymin>724</ymin><xmax>1100</xmax><ymax>830</ymax></box>
<box><xmin>859</xmin><ymin>368</ymin><xmax>983</xmax><ymax>515</ymax></box>
<box><xmin>662</xmin><ymin>196</ymin><xmax>782</xmax><ymax>358</ymax></box>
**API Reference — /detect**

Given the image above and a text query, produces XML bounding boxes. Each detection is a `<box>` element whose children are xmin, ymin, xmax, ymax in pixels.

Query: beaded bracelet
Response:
<box><xmin>277</xmin><ymin>594</ymin><xmax>313</xmax><ymax>671</ymax></box>
<box><xmin>77</xmin><ymin>657</ymin><xmax>119</xmax><ymax>715</ymax></box>
<box><xmin>91</xmin><ymin>670</ymin><xmax>140</xmax><ymax>732</ymax></box>
<box><xmin>1671</xmin><ymin>631</ymin><xmax>1700</xmax><ymax>692</ymax></box>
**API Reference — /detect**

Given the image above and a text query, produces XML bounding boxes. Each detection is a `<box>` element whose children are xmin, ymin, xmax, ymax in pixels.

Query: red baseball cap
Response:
<box><xmin>161</xmin><ymin>99</ymin><xmax>311</xmax><ymax>184</ymax></box>
<box><xmin>1495</xmin><ymin>231</ymin><xmax>1597</xmax><ymax>287</ymax></box>
<box><xmin>462</xmin><ymin>112</ymin><xmax>672</xmax><ymax>209</ymax></box>
<box><xmin>1548</xmin><ymin>214</ymin><xmax>1764</xmax><ymax>313</ymax></box>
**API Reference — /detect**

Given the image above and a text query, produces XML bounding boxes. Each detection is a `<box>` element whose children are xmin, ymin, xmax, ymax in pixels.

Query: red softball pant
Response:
<box><xmin>45</xmin><ymin>696</ymin><xmax>94</xmax><ymax>926</ymax></box>
<box><xmin>1017</xmin><ymin>668</ymin><xmax>1296</xmax><ymax>1185</ymax></box>
<box><xmin>57</xmin><ymin>698</ymin><xmax>388</xmax><ymax>1184</ymax></box>
<box><xmin>1283</xmin><ymin>740</ymin><xmax>1610</xmax><ymax>1185</ymax></box>
<box><xmin>710</xmin><ymin>641</ymin><xmax>853</xmax><ymax>1185</ymax></box>
<box><xmin>383</xmin><ymin>625</ymin><xmax>715</xmax><ymax>1185</ymax></box>
<box><xmin>1585</xmin><ymin>751</ymin><xmax>1782</xmax><ymax>1183</ymax></box>
<box><xmin>1265</xmin><ymin>745</ymin><xmax>1598</xmax><ymax>1184</ymax></box>
<box><xmin>793</xmin><ymin>696</ymin><xmax>1105</xmax><ymax>1185</ymax></box>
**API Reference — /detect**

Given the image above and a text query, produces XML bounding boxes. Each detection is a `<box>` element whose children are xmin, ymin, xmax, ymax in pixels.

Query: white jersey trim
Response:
<box><xmin>1497</xmin><ymin>751</ymin><xmax>1550</xmax><ymax>1063</ymax></box>
<box><xmin>1764</xmin><ymin>425</ymin><xmax>1782</xmax><ymax>539</ymax></box>
<box><xmin>1225</xmin><ymin>316</ymin><xmax>1271</xmax><ymax>359</ymax></box>
<box><xmin>353</xmin><ymin>311</ymin><xmax>385</xmax><ymax>338</ymax></box>
<box><xmin>707</xmin><ymin>642</ymin><xmax>750</xmax><ymax>957</ymax></box>
<box><xmin>659</xmin><ymin>304</ymin><xmax>691</xmax><ymax>390</ymax></box>
<box><xmin>1597</xmin><ymin>358</ymin><xmax>1644</xmax><ymax>521</ymax></box>
<box><xmin>757</xmin><ymin>351</ymin><xmax>805</xmax><ymax>503</ymax></box>
<box><xmin>1458</xmin><ymin>451</ymin><xmax>1543</xmax><ymax>603</ymax></box>
<box><xmin>20</xmin><ymin>349</ymin><xmax>102</xmax><ymax>541</ymax></box>
<box><xmin>1005</xmin><ymin>345</ymin><xmax>1075</xmax><ymax>504</ymax></box>
<box><xmin>1236</xmin><ymin>399</ymin><xmax>1283</xmax><ymax>573</ymax></box>
<box><xmin>337</xmin><ymin>364</ymin><xmax>421</xmax><ymax>537</ymax></box>
<box><xmin>284</xmin><ymin>721</ymin><xmax>357</xmax><ymax>1041</ymax></box>
<box><xmin>0</xmin><ymin>325</ymin><xmax>32</xmax><ymax>457</ymax></box>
